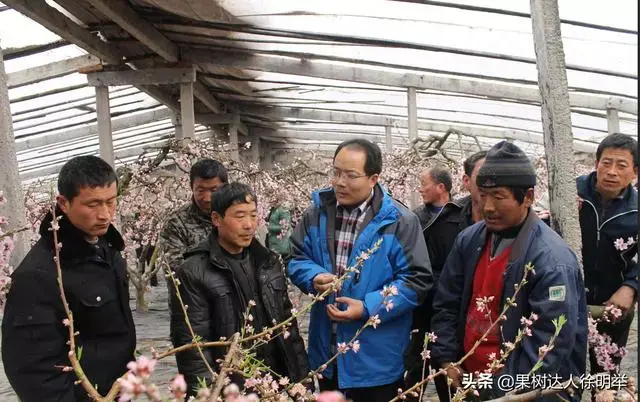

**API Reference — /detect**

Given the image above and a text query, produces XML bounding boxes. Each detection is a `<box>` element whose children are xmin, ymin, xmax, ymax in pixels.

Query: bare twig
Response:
<box><xmin>208</xmin><ymin>333</ymin><xmax>240</xmax><ymax>402</ymax></box>
<box><xmin>0</xmin><ymin>226</ymin><xmax>30</xmax><ymax>240</ymax></box>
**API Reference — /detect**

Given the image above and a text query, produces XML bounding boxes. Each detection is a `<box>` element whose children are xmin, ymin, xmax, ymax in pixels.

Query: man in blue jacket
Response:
<box><xmin>577</xmin><ymin>133</ymin><xmax>637</xmax><ymax>374</ymax></box>
<box><xmin>431</xmin><ymin>141</ymin><xmax>587</xmax><ymax>401</ymax></box>
<box><xmin>288</xmin><ymin>139</ymin><xmax>433</xmax><ymax>402</ymax></box>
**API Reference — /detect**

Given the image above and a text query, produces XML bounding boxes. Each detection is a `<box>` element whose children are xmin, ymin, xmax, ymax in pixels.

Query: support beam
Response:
<box><xmin>249</xmin><ymin>135</ymin><xmax>261</xmax><ymax>164</ymax></box>
<box><xmin>239</xmin><ymin>105</ymin><xmax>598</xmax><ymax>152</ymax></box>
<box><xmin>407</xmin><ymin>87</ymin><xmax>418</xmax><ymax>141</ymax></box>
<box><xmin>260</xmin><ymin>140</ymin><xmax>274</xmax><ymax>170</ymax></box>
<box><xmin>171</xmin><ymin>112</ymin><xmax>183</xmax><ymax>140</ymax></box>
<box><xmin>606</xmin><ymin>109</ymin><xmax>620</xmax><ymax>134</ymax></box>
<box><xmin>531</xmin><ymin>0</ymin><xmax>581</xmax><ymax>256</ymax></box>
<box><xmin>385</xmin><ymin>122</ymin><xmax>393</xmax><ymax>153</ymax></box>
<box><xmin>84</xmin><ymin>0</ymin><xmax>224</xmax><ymax>116</ymax></box>
<box><xmin>185</xmin><ymin>49</ymin><xmax>638</xmax><ymax>115</ymax></box>
<box><xmin>3</xmin><ymin>0</ymin><xmax>122</xmax><ymax>64</ymax></box>
<box><xmin>15</xmin><ymin>107</ymin><xmax>173</xmax><ymax>152</ymax></box>
<box><xmin>19</xmin><ymin>129</ymin><xmax>216</xmax><ymax>181</ymax></box>
<box><xmin>7</xmin><ymin>54</ymin><xmax>100</xmax><ymax>88</ymax></box>
<box><xmin>86</xmin><ymin>67</ymin><xmax>196</xmax><ymax>86</ymax></box>
<box><xmin>88</xmin><ymin>0</ymin><xmax>179</xmax><ymax>62</ymax></box>
<box><xmin>0</xmin><ymin>46</ymin><xmax>27</xmax><ymax>266</ymax></box>
<box><xmin>229</xmin><ymin>115</ymin><xmax>240</xmax><ymax>161</ymax></box>
<box><xmin>193</xmin><ymin>81</ymin><xmax>221</xmax><ymax>114</ymax></box>
<box><xmin>180</xmin><ymin>83</ymin><xmax>195</xmax><ymax>139</ymax></box>
<box><xmin>95</xmin><ymin>85</ymin><xmax>114</xmax><ymax>166</ymax></box>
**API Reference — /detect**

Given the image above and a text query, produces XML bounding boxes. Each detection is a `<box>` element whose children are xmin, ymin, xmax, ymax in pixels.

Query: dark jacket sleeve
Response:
<box><xmin>514</xmin><ymin>258</ymin><xmax>585</xmax><ymax>375</ymax></box>
<box><xmin>1</xmin><ymin>269</ymin><xmax>76</xmax><ymax>402</ymax></box>
<box><xmin>621</xmin><ymin>242</ymin><xmax>638</xmax><ymax>294</ymax></box>
<box><xmin>171</xmin><ymin>260</ymin><xmax>218</xmax><ymax>392</ymax></box>
<box><xmin>430</xmin><ymin>233</ymin><xmax>466</xmax><ymax>366</ymax></box>
<box><xmin>279</xmin><ymin>279</ymin><xmax>309</xmax><ymax>382</ymax></box>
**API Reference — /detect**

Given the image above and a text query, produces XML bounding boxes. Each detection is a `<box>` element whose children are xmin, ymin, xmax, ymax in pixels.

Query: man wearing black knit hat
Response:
<box><xmin>430</xmin><ymin>141</ymin><xmax>588</xmax><ymax>401</ymax></box>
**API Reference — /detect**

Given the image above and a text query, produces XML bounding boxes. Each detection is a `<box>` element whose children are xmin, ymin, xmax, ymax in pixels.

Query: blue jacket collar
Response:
<box><xmin>312</xmin><ymin>183</ymin><xmax>398</xmax><ymax>222</ymax></box>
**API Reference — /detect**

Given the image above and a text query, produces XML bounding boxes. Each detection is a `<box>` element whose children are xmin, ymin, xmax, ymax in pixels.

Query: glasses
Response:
<box><xmin>331</xmin><ymin>167</ymin><xmax>369</xmax><ymax>181</ymax></box>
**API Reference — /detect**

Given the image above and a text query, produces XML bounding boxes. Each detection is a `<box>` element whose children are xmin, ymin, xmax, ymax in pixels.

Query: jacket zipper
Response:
<box><xmin>582</xmin><ymin>198</ymin><xmax>637</xmax><ymax>242</ymax></box>
<box><xmin>422</xmin><ymin>201</ymin><xmax>461</xmax><ymax>233</ymax></box>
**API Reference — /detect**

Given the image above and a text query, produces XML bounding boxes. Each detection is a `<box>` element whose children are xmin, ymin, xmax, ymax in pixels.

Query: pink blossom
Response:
<box><xmin>170</xmin><ymin>374</ymin><xmax>187</xmax><ymax>400</ymax></box>
<box><xmin>62</xmin><ymin>318</ymin><xmax>70</xmax><ymax>327</ymax></box>
<box><xmin>384</xmin><ymin>299</ymin><xmax>394</xmax><ymax>312</ymax></box>
<box><xmin>289</xmin><ymin>383</ymin><xmax>307</xmax><ymax>397</ymax></box>
<box><xmin>126</xmin><ymin>355</ymin><xmax>156</xmax><ymax>378</ymax></box>
<box><xmin>337</xmin><ymin>342</ymin><xmax>349</xmax><ymax>354</ymax></box>
<box><xmin>421</xmin><ymin>349</ymin><xmax>431</xmax><ymax>361</ymax></box>
<box><xmin>381</xmin><ymin>285</ymin><xmax>399</xmax><ymax>297</ymax></box>
<box><xmin>427</xmin><ymin>332</ymin><xmax>438</xmax><ymax>343</ymax></box>
<box><xmin>614</xmin><ymin>238</ymin><xmax>629</xmax><ymax>251</ymax></box>
<box><xmin>351</xmin><ymin>340</ymin><xmax>361</xmax><ymax>353</ymax></box>
<box><xmin>369</xmin><ymin>314</ymin><xmax>381</xmax><ymax>329</ymax></box>
<box><xmin>118</xmin><ymin>372</ymin><xmax>146</xmax><ymax>401</ymax></box>
<box><xmin>317</xmin><ymin>391</ymin><xmax>347</xmax><ymax>402</ymax></box>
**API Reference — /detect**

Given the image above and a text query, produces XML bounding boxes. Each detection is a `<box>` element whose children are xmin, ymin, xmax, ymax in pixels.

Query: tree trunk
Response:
<box><xmin>136</xmin><ymin>284</ymin><xmax>149</xmax><ymax>313</ymax></box>
<box><xmin>0</xmin><ymin>46</ymin><xmax>28</xmax><ymax>267</ymax></box>
<box><xmin>530</xmin><ymin>0</ymin><xmax>582</xmax><ymax>261</ymax></box>
<box><xmin>135</xmin><ymin>254</ymin><xmax>149</xmax><ymax>313</ymax></box>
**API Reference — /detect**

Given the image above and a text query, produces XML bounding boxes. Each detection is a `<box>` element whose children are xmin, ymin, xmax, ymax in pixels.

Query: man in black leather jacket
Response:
<box><xmin>170</xmin><ymin>182</ymin><xmax>308</xmax><ymax>397</ymax></box>
<box><xmin>2</xmin><ymin>156</ymin><xmax>136</xmax><ymax>401</ymax></box>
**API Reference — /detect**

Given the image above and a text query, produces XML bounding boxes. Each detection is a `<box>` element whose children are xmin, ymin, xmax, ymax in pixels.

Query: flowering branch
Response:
<box><xmin>50</xmin><ymin>206</ymin><xmax>102</xmax><ymax>401</ymax></box>
<box><xmin>391</xmin><ymin>262</ymin><xmax>536</xmax><ymax>402</ymax></box>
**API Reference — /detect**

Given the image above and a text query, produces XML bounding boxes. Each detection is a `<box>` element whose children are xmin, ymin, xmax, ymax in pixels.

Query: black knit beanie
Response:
<box><xmin>476</xmin><ymin>141</ymin><xmax>536</xmax><ymax>188</ymax></box>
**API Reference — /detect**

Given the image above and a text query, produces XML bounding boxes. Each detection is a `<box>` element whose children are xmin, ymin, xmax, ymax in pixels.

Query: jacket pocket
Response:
<box><xmin>73</xmin><ymin>284</ymin><xmax>125</xmax><ymax>337</ymax></box>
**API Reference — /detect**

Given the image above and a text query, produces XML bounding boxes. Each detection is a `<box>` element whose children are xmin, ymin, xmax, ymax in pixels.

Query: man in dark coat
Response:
<box><xmin>405</xmin><ymin>166</ymin><xmax>463</xmax><ymax>398</ymax></box>
<box><xmin>2</xmin><ymin>155</ymin><xmax>136</xmax><ymax>401</ymax></box>
<box><xmin>577</xmin><ymin>133</ymin><xmax>637</xmax><ymax>375</ymax></box>
<box><xmin>431</xmin><ymin>141</ymin><xmax>587</xmax><ymax>401</ymax></box>
<box><xmin>405</xmin><ymin>156</ymin><xmax>487</xmax><ymax>400</ymax></box>
<box><xmin>170</xmin><ymin>182</ymin><xmax>308</xmax><ymax>397</ymax></box>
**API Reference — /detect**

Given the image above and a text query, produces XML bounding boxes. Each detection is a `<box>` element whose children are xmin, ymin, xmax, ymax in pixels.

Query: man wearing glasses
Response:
<box><xmin>288</xmin><ymin>139</ymin><xmax>433</xmax><ymax>402</ymax></box>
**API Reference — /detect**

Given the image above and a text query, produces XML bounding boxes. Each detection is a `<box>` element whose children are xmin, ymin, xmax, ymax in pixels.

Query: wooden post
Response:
<box><xmin>530</xmin><ymin>0</ymin><xmax>582</xmax><ymax>257</ymax></box>
<box><xmin>260</xmin><ymin>140</ymin><xmax>274</xmax><ymax>170</ymax></box>
<box><xmin>407</xmin><ymin>87</ymin><xmax>418</xmax><ymax>141</ymax></box>
<box><xmin>229</xmin><ymin>115</ymin><xmax>240</xmax><ymax>162</ymax></box>
<box><xmin>250</xmin><ymin>135</ymin><xmax>260</xmax><ymax>165</ymax></box>
<box><xmin>606</xmin><ymin>108</ymin><xmax>620</xmax><ymax>135</ymax></box>
<box><xmin>0</xmin><ymin>45</ymin><xmax>28</xmax><ymax>266</ymax></box>
<box><xmin>171</xmin><ymin>112</ymin><xmax>183</xmax><ymax>140</ymax></box>
<box><xmin>385</xmin><ymin>119</ymin><xmax>393</xmax><ymax>154</ymax></box>
<box><xmin>95</xmin><ymin>85</ymin><xmax>114</xmax><ymax>166</ymax></box>
<box><xmin>180</xmin><ymin>82</ymin><xmax>195</xmax><ymax>139</ymax></box>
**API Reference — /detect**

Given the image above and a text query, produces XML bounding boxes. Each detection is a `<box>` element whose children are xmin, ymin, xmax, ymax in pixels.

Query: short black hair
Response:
<box><xmin>596</xmin><ymin>133</ymin><xmax>638</xmax><ymax>167</ymax></box>
<box><xmin>333</xmin><ymin>139</ymin><xmax>382</xmax><ymax>176</ymax></box>
<box><xmin>463</xmin><ymin>150</ymin><xmax>488</xmax><ymax>176</ymax></box>
<box><xmin>190</xmin><ymin>159</ymin><xmax>228</xmax><ymax>186</ymax></box>
<box><xmin>508</xmin><ymin>187</ymin><xmax>530</xmax><ymax>205</ymax></box>
<box><xmin>428</xmin><ymin>166</ymin><xmax>453</xmax><ymax>193</ymax></box>
<box><xmin>58</xmin><ymin>155</ymin><xmax>117</xmax><ymax>201</ymax></box>
<box><xmin>211</xmin><ymin>182</ymin><xmax>257</xmax><ymax>217</ymax></box>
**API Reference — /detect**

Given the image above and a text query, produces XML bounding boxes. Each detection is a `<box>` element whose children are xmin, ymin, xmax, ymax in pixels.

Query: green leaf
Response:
<box><xmin>552</xmin><ymin>314</ymin><xmax>567</xmax><ymax>334</ymax></box>
<box><xmin>530</xmin><ymin>361</ymin><xmax>543</xmax><ymax>373</ymax></box>
<box><xmin>76</xmin><ymin>346</ymin><xmax>83</xmax><ymax>362</ymax></box>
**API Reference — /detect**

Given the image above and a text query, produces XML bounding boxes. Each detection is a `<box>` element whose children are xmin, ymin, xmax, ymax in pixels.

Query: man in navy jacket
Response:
<box><xmin>431</xmin><ymin>141</ymin><xmax>587</xmax><ymax>401</ymax></box>
<box><xmin>577</xmin><ymin>133</ymin><xmax>637</xmax><ymax>374</ymax></box>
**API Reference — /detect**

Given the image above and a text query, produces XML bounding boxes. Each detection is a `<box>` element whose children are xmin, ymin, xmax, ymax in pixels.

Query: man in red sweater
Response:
<box><xmin>431</xmin><ymin>141</ymin><xmax>587</xmax><ymax>401</ymax></box>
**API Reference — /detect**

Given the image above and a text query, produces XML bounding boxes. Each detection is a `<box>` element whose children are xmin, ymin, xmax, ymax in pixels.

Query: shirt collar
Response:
<box><xmin>337</xmin><ymin>189</ymin><xmax>375</xmax><ymax>212</ymax></box>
